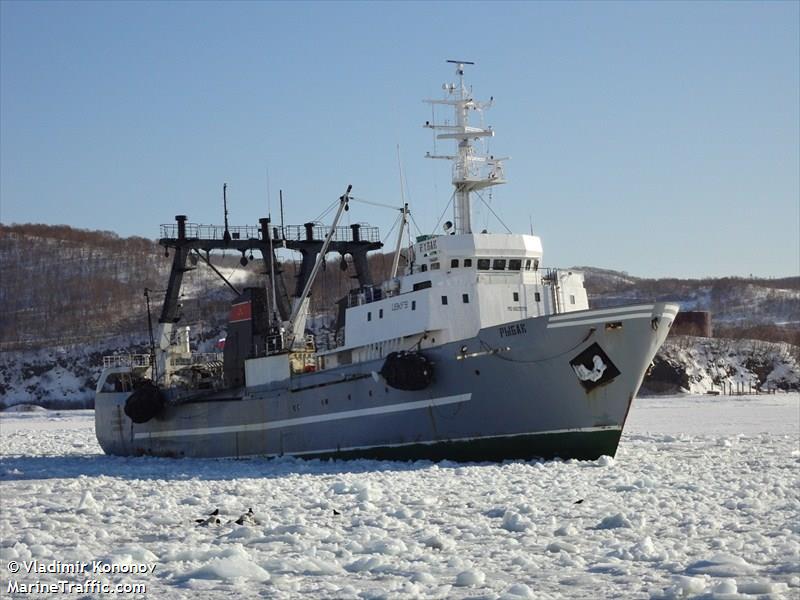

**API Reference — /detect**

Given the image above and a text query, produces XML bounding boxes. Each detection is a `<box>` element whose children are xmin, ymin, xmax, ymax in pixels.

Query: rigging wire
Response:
<box><xmin>311</xmin><ymin>199</ymin><xmax>340</xmax><ymax>224</ymax></box>
<box><xmin>430</xmin><ymin>103</ymin><xmax>440</xmax><ymax>205</ymax></box>
<box><xmin>395</xmin><ymin>144</ymin><xmax>414</xmax><ymax>215</ymax></box>
<box><xmin>474</xmin><ymin>190</ymin><xmax>512</xmax><ymax>234</ymax></box>
<box><xmin>408</xmin><ymin>212</ymin><xmax>425</xmax><ymax>238</ymax></box>
<box><xmin>349</xmin><ymin>196</ymin><xmax>404</xmax><ymax>211</ymax></box>
<box><xmin>431</xmin><ymin>190</ymin><xmax>456</xmax><ymax>235</ymax></box>
<box><xmin>381</xmin><ymin>212</ymin><xmax>402</xmax><ymax>244</ymax></box>
<box><xmin>431</xmin><ymin>104</ymin><xmax>437</xmax><ymax>156</ymax></box>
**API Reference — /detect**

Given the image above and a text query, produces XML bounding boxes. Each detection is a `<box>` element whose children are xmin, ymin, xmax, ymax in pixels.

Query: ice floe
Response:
<box><xmin>0</xmin><ymin>394</ymin><xmax>797</xmax><ymax>598</ymax></box>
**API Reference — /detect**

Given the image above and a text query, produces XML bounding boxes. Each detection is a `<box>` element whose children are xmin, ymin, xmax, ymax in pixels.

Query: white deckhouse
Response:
<box><xmin>321</xmin><ymin>61</ymin><xmax>587</xmax><ymax>367</ymax></box>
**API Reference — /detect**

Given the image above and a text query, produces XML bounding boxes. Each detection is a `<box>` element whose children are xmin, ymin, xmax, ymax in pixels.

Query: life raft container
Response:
<box><xmin>379</xmin><ymin>351</ymin><xmax>434</xmax><ymax>391</ymax></box>
<box><xmin>124</xmin><ymin>380</ymin><xmax>165</xmax><ymax>424</ymax></box>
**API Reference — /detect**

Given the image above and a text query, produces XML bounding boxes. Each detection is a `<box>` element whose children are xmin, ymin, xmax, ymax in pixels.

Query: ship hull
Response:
<box><xmin>95</xmin><ymin>302</ymin><xmax>677</xmax><ymax>461</ymax></box>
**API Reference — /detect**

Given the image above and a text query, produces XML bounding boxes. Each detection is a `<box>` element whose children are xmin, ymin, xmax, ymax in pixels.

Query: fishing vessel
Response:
<box><xmin>95</xmin><ymin>62</ymin><xmax>678</xmax><ymax>461</ymax></box>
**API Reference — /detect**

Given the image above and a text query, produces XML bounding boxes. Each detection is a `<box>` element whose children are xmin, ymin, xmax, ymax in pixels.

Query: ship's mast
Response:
<box><xmin>424</xmin><ymin>60</ymin><xmax>507</xmax><ymax>235</ymax></box>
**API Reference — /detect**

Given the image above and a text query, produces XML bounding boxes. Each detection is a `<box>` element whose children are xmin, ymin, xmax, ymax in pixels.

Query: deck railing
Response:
<box><xmin>169</xmin><ymin>352</ymin><xmax>224</xmax><ymax>366</ymax></box>
<box><xmin>159</xmin><ymin>222</ymin><xmax>381</xmax><ymax>243</ymax></box>
<box><xmin>281</xmin><ymin>224</ymin><xmax>381</xmax><ymax>243</ymax></box>
<box><xmin>160</xmin><ymin>223</ymin><xmax>262</xmax><ymax>240</ymax></box>
<box><xmin>102</xmin><ymin>354</ymin><xmax>152</xmax><ymax>369</ymax></box>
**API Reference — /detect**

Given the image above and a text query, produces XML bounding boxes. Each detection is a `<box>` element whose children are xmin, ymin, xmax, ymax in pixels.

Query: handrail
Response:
<box><xmin>169</xmin><ymin>352</ymin><xmax>224</xmax><ymax>366</ymax></box>
<box><xmin>281</xmin><ymin>224</ymin><xmax>380</xmax><ymax>243</ymax></box>
<box><xmin>159</xmin><ymin>222</ymin><xmax>381</xmax><ymax>243</ymax></box>
<box><xmin>102</xmin><ymin>354</ymin><xmax>152</xmax><ymax>369</ymax></box>
<box><xmin>160</xmin><ymin>223</ymin><xmax>261</xmax><ymax>240</ymax></box>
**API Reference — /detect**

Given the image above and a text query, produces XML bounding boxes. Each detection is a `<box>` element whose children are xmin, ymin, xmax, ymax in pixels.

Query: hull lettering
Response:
<box><xmin>499</xmin><ymin>323</ymin><xmax>527</xmax><ymax>338</ymax></box>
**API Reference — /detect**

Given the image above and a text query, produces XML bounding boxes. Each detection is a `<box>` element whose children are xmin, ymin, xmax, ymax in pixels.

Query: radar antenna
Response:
<box><xmin>424</xmin><ymin>61</ymin><xmax>508</xmax><ymax>234</ymax></box>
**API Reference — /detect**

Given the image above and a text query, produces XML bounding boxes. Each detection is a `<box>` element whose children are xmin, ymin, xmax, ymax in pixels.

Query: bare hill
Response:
<box><xmin>578</xmin><ymin>267</ymin><xmax>800</xmax><ymax>345</ymax></box>
<box><xmin>2</xmin><ymin>224</ymin><xmax>797</xmax><ymax>349</ymax></box>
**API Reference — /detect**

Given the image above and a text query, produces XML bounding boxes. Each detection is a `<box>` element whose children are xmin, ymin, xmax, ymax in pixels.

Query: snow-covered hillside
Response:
<box><xmin>642</xmin><ymin>337</ymin><xmax>800</xmax><ymax>395</ymax></box>
<box><xmin>0</xmin><ymin>394</ymin><xmax>797</xmax><ymax>599</ymax></box>
<box><xmin>0</xmin><ymin>330</ymin><xmax>223</xmax><ymax>409</ymax></box>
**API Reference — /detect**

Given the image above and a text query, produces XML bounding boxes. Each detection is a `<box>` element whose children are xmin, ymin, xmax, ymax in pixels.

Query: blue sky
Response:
<box><xmin>1</xmin><ymin>1</ymin><xmax>798</xmax><ymax>278</ymax></box>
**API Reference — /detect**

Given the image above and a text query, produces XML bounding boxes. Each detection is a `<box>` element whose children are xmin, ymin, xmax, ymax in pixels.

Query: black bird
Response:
<box><xmin>195</xmin><ymin>508</ymin><xmax>221</xmax><ymax>526</ymax></box>
<box><xmin>333</xmin><ymin>509</ymin><xmax>341</xmax><ymax>516</ymax></box>
<box><xmin>235</xmin><ymin>508</ymin><xmax>256</xmax><ymax>526</ymax></box>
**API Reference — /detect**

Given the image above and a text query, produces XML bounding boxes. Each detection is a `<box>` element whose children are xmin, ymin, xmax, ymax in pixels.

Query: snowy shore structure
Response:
<box><xmin>94</xmin><ymin>62</ymin><xmax>678</xmax><ymax>461</ymax></box>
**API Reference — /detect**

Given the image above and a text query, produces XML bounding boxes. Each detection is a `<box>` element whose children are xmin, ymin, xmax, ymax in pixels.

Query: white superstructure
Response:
<box><xmin>319</xmin><ymin>61</ymin><xmax>588</xmax><ymax>368</ymax></box>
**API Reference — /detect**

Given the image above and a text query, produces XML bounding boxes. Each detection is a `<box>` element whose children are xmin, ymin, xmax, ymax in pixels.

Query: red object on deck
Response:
<box><xmin>229</xmin><ymin>301</ymin><xmax>252</xmax><ymax>323</ymax></box>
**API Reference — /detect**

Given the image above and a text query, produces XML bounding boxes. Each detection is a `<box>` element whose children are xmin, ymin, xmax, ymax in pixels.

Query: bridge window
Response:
<box><xmin>462</xmin><ymin>293</ymin><xmax>469</xmax><ymax>303</ymax></box>
<box><xmin>379</xmin><ymin>309</ymin><xmax>384</xmax><ymax>319</ymax></box>
<box><xmin>525</xmin><ymin>259</ymin><xmax>532</xmax><ymax>270</ymax></box>
<box><xmin>441</xmin><ymin>295</ymin><xmax>448</xmax><ymax>305</ymax></box>
<box><xmin>412</xmin><ymin>300</ymin><xmax>416</xmax><ymax>310</ymax></box>
<box><xmin>367</xmin><ymin>312</ymin><xmax>372</xmax><ymax>321</ymax></box>
<box><xmin>101</xmin><ymin>373</ymin><xmax>132</xmax><ymax>393</ymax></box>
<box><xmin>464</xmin><ymin>258</ymin><xmax>473</xmax><ymax>267</ymax></box>
<box><xmin>421</xmin><ymin>264</ymin><xmax>428</xmax><ymax>272</ymax></box>
<box><xmin>431</xmin><ymin>262</ymin><xmax>440</xmax><ymax>270</ymax></box>
<box><xmin>477</xmin><ymin>259</ymin><xmax>490</xmax><ymax>270</ymax></box>
<box><xmin>451</xmin><ymin>259</ymin><xmax>459</xmax><ymax>268</ymax></box>
<box><xmin>509</xmin><ymin>259</ymin><xmax>522</xmax><ymax>271</ymax></box>
<box><xmin>413</xmin><ymin>280</ymin><xmax>431</xmax><ymax>291</ymax></box>
<box><xmin>492</xmin><ymin>259</ymin><xmax>506</xmax><ymax>270</ymax></box>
